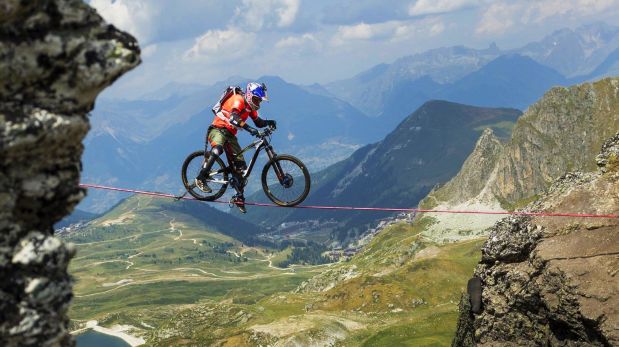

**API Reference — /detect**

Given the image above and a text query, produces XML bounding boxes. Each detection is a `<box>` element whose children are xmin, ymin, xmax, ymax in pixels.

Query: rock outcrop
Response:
<box><xmin>0</xmin><ymin>1</ymin><xmax>139</xmax><ymax>346</ymax></box>
<box><xmin>453</xmin><ymin>133</ymin><xmax>619</xmax><ymax>346</ymax></box>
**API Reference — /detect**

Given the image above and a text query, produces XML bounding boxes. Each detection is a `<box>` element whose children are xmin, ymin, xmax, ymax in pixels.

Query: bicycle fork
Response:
<box><xmin>265</xmin><ymin>146</ymin><xmax>286</xmax><ymax>184</ymax></box>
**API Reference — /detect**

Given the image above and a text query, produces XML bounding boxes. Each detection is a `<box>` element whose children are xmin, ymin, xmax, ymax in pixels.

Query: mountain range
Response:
<box><xmin>77</xmin><ymin>22</ymin><xmax>619</xmax><ymax>215</ymax></box>
<box><xmin>325</xmin><ymin>23</ymin><xmax>619</xmax><ymax>128</ymax></box>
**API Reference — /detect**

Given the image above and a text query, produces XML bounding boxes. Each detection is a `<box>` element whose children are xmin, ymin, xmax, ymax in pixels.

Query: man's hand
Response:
<box><xmin>245</xmin><ymin>126</ymin><xmax>259</xmax><ymax>136</ymax></box>
<box><xmin>265</xmin><ymin>119</ymin><xmax>277</xmax><ymax>129</ymax></box>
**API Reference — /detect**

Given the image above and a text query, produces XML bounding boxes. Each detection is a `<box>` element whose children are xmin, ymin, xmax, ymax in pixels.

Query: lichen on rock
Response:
<box><xmin>596</xmin><ymin>132</ymin><xmax>619</xmax><ymax>173</ymax></box>
<box><xmin>0</xmin><ymin>1</ymin><xmax>140</xmax><ymax>346</ymax></box>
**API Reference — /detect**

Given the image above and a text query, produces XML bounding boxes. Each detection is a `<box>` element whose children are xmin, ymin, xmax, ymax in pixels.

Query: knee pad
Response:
<box><xmin>211</xmin><ymin>145</ymin><xmax>223</xmax><ymax>156</ymax></box>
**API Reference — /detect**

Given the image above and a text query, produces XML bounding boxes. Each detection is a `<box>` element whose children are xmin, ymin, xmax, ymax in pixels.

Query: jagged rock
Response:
<box><xmin>0</xmin><ymin>1</ymin><xmax>140</xmax><ymax>346</ymax></box>
<box><xmin>596</xmin><ymin>132</ymin><xmax>619</xmax><ymax>173</ymax></box>
<box><xmin>452</xmin><ymin>294</ymin><xmax>475</xmax><ymax>347</ymax></box>
<box><xmin>490</xmin><ymin>78</ymin><xmax>619</xmax><ymax>204</ymax></box>
<box><xmin>453</xmin><ymin>133</ymin><xmax>619</xmax><ymax>346</ymax></box>
<box><xmin>480</xmin><ymin>216</ymin><xmax>542</xmax><ymax>264</ymax></box>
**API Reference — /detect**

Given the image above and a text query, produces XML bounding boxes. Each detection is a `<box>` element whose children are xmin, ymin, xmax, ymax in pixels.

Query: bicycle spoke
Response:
<box><xmin>263</xmin><ymin>157</ymin><xmax>309</xmax><ymax>206</ymax></box>
<box><xmin>183</xmin><ymin>151</ymin><xmax>228</xmax><ymax>201</ymax></box>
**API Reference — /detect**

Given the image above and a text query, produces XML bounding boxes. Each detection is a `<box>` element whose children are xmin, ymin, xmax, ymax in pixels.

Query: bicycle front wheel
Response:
<box><xmin>261</xmin><ymin>154</ymin><xmax>310</xmax><ymax>207</ymax></box>
<box><xmin>181</xmin><ymin>150</ymin><xmax>228</xmax><ymax>201</ymax></box>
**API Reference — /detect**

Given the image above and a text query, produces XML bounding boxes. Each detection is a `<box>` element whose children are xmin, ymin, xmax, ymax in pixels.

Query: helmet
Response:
<box><xmin>245</xmin><ymin>82</ymin><xmax>268</xmax><ymax>110</ymax></box>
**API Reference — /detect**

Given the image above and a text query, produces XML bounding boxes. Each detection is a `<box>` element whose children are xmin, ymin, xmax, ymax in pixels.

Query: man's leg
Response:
<box><xmin>227</xmin><ymin>136</ymin><xmax>248</xmax><ymax>213</ymax></box>
<box><xmin>228</xmin><ymin>137</ymin><xmax>247</xmax><ymax>179</ymax></box>
<box><xmin>195</xmin><ymin>128</ymin><xmax>225</xmax><ymax>193</ymax></box>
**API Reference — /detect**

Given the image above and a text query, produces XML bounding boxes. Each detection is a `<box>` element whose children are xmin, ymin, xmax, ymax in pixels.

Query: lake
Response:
<box><xmin>76</xmin><ymin>330</ymin><xmax>131</xmax><ymax>347</ymax></box>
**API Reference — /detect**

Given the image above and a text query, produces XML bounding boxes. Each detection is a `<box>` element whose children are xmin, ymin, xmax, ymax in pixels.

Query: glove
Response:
<box><xmin>265</xmin><ymin>119</ymin><xmax>277</xmax><ymax>129</ymax></box>
<box><xmin>245</xmin><ymin>126</ymin><xmax>259</xmax><ymax>136</ymax></box>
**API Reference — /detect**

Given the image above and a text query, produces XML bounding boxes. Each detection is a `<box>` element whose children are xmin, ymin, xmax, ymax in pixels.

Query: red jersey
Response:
<box><xmin>212</xmin><ymin>94</ymin><xmax>258</xmax><ymax>135</ymax></box>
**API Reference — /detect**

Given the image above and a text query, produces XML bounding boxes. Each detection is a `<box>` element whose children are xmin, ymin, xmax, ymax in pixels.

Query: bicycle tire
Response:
<box><xmin>181</xmin><ymin>150</ymin><xmax>228</xmax><ymax>201</ymax></box>
<box><xmin>261</xmin><ymin>154</ymin><xmax>310</xmax><ymax>206</ymax></box>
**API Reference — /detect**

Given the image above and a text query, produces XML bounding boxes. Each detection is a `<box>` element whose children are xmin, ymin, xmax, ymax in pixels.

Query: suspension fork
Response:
<box><xmin>265</xmin><ymin>145</ymin><xmax>286</xmax><ymax>183</ymax></box>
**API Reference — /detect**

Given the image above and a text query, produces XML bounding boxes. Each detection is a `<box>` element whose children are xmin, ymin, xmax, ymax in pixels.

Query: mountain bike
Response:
<box><xmin>181</xmin><ymin>126</ymin><xmax>311</xmax><ymax>207</ymax></box>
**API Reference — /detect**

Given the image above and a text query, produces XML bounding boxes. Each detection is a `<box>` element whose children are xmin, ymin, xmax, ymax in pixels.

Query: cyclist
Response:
<box><xmin>195</xmin><ymin>82</ymin><xmax>276</xmax><ymax>213</ymax></box>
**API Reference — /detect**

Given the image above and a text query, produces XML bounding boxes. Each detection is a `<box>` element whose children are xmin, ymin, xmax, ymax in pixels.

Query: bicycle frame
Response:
<box><xmin>209</xmin><ymin>130</ymin><xmax>286</xmax><ymax>187</ymax></box>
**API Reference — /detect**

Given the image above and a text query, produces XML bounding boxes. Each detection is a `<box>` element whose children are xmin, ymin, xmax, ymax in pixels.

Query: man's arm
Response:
<box><xmin>253</xmin><ymin>117</ymin><xmax>276</xmax><ymax>129</ymax></box>
<box><xmin>229</xmin><ymin>110</ymin><xmax>258</xmax><ymax>135</ymax></box>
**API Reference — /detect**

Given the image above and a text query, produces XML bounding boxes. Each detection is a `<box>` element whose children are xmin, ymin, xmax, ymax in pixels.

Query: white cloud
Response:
<box><xmin>476</xmin><ymin>2</ymin><xmax>519</xmax><ymax>35</ymax></box>
<box><xmin>331</xmin><ymin>21</ymin><xmax>398</xmax><ymax>45</ymax></box>
<box><xmin>429</xmin><ymin>21</ymin><xmax>446</xmax><ymax>35</ymax></box>
<box><xmin>476</xmin><ymin>0</ymin><xmax>619</xmax><ymax>35</ymax></box>
<box><xmin>408</xmin><ymin>0</ymin><xmax>481</xmax><ymax>16</ymax></box>
<box><xmin>276</xmin><ymin>0</ymin><xmax>301</xmax><ymax>27</ymax></box>
<box><xmin>184</xmin><ymin>29</ymin><xmax>256</xmax><ymax>61</ymax></box>
<box><xmin>524</xmin><ymin>0</ymin><xmax>619</xmax><ymax>23</ymax></box>
<box><xmin>235</xmin><ymin>0</ymin><xmax>300</xmax><ymax>31</ymax></box>
<box><xmin>89</xmin><ymin>0</ymin><xmax>158</xmax><ymax>44</ymax></box>
<box><xmin>331</xmin><ymin>18</ymin><xmax>445</xmax><ymax>45</ymax></box>
<box><xmin>275</xmin><ymin>34</ymin><xmax>319</xmax><ymax>48</ymax></box>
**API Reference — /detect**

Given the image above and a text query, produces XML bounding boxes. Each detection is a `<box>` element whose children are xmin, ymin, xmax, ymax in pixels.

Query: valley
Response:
<box><xmin>64</xmin><ymin>197</ymin><xmax>485</xmax><ymax>345</ymax></box>
<box><xmin>64</xmin><ymin>196</ymin><xmax>328</xmax><ymax>324</ymax></box>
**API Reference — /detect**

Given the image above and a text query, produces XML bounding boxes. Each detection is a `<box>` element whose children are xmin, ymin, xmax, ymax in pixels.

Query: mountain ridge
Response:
<box><xmin>419</xmin><ymin>76</ymin><xmax>619</xmax><ymax>242</ymax></box>
<box><xmin>243</xmin><ymin>100</ymin><xmax>522</xmax><ymax>243</ymax></box>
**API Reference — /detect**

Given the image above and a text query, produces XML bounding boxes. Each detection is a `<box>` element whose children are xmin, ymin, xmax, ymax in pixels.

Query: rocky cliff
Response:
<box><xmin>0</xmin><ymin>1</ymin><xmax>139</xmax><ymax>346</ymax></box>
<box><xmin>425</xmin><ymin>128</ymin><xmax>505</xmax><ymax>206</ymax></box>
<box><xmin>453</xmin><ymin>133</ymin><xmax>619</xmax><ymax>346</ymax></box>
<box><xmin>491</xmin><ymin>78</ymin><xmax>619</xmax><ymax>205</ymax></box>
<box><xmin>421</xmin><ymin>77</ymin><xmax>619</xmax><ymax>242</ymax></box>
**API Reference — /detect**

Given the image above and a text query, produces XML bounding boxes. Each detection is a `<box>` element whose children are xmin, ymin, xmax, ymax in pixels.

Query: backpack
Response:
<box><xmin>212</xmin><ymin>85</ymin><xmax>243</xmax><ymax>115</ymax></box>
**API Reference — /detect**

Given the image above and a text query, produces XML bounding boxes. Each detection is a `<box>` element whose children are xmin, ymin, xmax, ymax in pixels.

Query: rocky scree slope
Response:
<box><xmin>0</xmin><ymin>1</ymin><xmax>139</xmax><ymax>346</ymax></box>
<box><xmin>453</xmin><ymin>133</ymin><xmax>619</xmax><ymax>346</ymax></box>
<box><xmin>421</xmin><ymin>77</ymin><xmax>619</xmax><ymax>241</ymax></box>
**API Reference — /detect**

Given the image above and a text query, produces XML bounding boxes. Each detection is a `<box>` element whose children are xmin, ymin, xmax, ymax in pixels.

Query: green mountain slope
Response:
<box><xmin>64</xmin><ymin>194</ymin><xmax>330</xmax><ymax>331</ymax></box>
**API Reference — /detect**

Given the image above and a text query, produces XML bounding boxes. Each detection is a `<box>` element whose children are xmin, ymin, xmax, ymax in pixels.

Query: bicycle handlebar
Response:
<box><xmin>257</xmin><ymin>125</ymin><xmax>276</xmax><ymax>138</ymax></box>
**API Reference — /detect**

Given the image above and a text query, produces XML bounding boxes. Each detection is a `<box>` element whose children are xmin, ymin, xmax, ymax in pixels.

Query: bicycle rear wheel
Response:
<box><xmin>181</xmin><ymin>150</ymin><xmax>228</xmax><ymax>201</ymax></box>
<box><xmin>261</xmin><ymin>154</ymin><xmax>310</xmax><ymax>206</ymax></box>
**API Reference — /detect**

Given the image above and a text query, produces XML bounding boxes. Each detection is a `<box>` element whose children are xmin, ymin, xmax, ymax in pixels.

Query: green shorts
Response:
<box><xmin>207</xmin><ymin>126</ymin><xmax>245</xmax><ymax>167</ymax></box>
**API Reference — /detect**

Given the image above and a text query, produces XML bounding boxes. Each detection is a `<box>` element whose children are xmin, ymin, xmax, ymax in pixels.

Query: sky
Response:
<box><xmin>89</xmin><ymin>0</ymin><xmax>619</xmax><ymax>99</ymax></box>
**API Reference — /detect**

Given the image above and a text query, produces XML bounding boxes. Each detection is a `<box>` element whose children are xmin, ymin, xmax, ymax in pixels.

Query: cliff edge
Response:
<box><xmin>0</xmin><ymin>1</ymin><xmax>139</xmax><ymax>346</ymax></box>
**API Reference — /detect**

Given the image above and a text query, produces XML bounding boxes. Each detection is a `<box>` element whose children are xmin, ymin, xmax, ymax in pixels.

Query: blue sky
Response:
<box><xmin>89</xmin><ymin>0</ymin><xmax>619</xmax><ymax>99</ymax></box>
